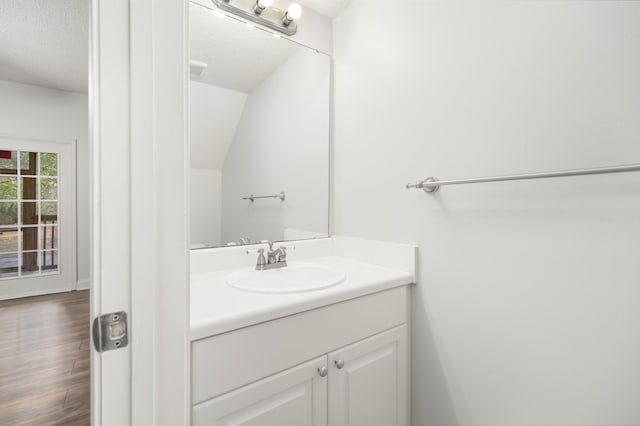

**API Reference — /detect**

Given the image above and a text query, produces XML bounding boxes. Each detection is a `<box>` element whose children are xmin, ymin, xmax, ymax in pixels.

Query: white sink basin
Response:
<box><xmin>226</xmin><ymin>262</ymin><xmax>346</xmax><ymax>294</ymax></box>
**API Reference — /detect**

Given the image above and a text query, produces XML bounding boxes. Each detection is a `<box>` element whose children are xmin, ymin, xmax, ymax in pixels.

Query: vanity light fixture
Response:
<box><xmin>211</xmin><ymin>0</ymin><xmax>302</xmax><ymax>36</ymax></box>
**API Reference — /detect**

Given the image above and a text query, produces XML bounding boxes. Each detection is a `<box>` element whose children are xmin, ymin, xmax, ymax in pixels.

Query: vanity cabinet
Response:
<box><xmin>328</xmin><ymin>326</ymin><xmax>407</xmax><ymax>426</ymax></box>
<box><xmin>192</xmin><ymin>356</ymin><xmax>328</xmax><ymax>426</ymax></box>
<box><xmin>191</xmin><ymin>286</ymin><xmax>410</xmax><ymax>426</ymax></box>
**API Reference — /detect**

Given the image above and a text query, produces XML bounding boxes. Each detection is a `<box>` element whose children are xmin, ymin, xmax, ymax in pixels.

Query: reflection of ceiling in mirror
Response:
<box><xmin>190</xmin><ymin>3</ymin><xmax>302</xmax><ymax>93</ymax></box>
<box><xmin>296</xmin><ymin>0</ymin><xmax>354</xmax><ymax>18</ymax></box>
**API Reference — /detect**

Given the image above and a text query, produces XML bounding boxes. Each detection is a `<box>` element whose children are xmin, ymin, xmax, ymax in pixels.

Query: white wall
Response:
<box><xmin>190</xmin><ymin>81</ymin><xmax>247</xmax><ymax>170</ymax></box>
<box><xmin>0</xmin><ymin>80</ymin><xmax>89</xmax><ymax>288</ymax></box>
<box><xmin>333</xmin><ymin>2</ymin><xmax>640</xmax><ymax>425</ymax></box>
<box><xmin>222</xmin><ymin>49</ymin><xmax>330</xmax><ymax>244</ymax></box>
<box><xmin>189</xmin><ymin>81</ymin><xmax>246</xmax><ymax>247</ymax></box>
<box><xmin>190</xmin><ymin>168</ymin><xmax>222</xmax><ymax>247</ymax></box>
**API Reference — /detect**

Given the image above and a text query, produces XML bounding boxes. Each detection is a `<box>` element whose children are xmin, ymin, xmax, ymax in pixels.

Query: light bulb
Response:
<box><xmin>254</xmin><ymin>0</ymin><xmax>273</xmax><ymax>14</ymax></box>
<box><xmin>287</xmin><ymin>3</ymin><xmax>302</xmax><ymax>20</ymax></box>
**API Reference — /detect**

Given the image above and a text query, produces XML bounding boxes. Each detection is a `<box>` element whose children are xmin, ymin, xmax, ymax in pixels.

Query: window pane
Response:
<box><xmin>39</xmin><ymin>225</ymin><xmax>58</xmax><ymax>250</ymax></box>
<box><xmin>40</xmin><ymin>202</ymin><xmax>57</xmax><ymax>223</ymax></box>
<box><xmin>22</xmin><ymin>202</ymin><xmax>39</xmax><ymax>225</ymax></box>
<box><xmin>0</xmin><ymin>177</ymin><xmax>17</xmax><ymax>200</ymax></box>
<box><xmin>0</xmin><ymin>253</ymin><xmax>19</xmax><ymax>278</ymax></box>
<box><xmin>40</xmin><ymin>178</ymin><xmax>58</xmax><ymax>200</ymax></box>
<box><xmin>21</xmin><ymin>251</ymin><xmax>39</xmax><ymax>275</ymax></box>
<box><xmin>0</xmin><ymin>202</ymin><xmax>18</xmax><ymax>226</ymax></box>
<box><xmin>20</xmin><ymin>152</ymin><xmax>37</xmax><ymax>175</ymax></box>
<box><xmin>0</xmin><ymin>228</ymin><xmax>20</xmax><ymax>253</ymax></box>
<box><xmin>40</xmin><ymin>250</ymin><xmax>58</xmax><ymax>272</ymax></box>
<box><xmin>0</xmin><ymin>151</ymin><xmax>18</xmax><ymax>174</ymax></box>
<box><xmin>21</xmin><ymin>177</ymin><xmax>37</xmax><ymax>200</ymax></box>
<box><xmin>23</xmin><ymin>226</ymin><xmax>38</xmax><ymax>251</ymax></box>
<box><xmin>39</xmin><ymin>153</ymin><xmax>58</xmax><ymax>177</ymax></box>
<box><xmin>0</xmin><ymin>149</ymin><xmax>62</xmax><ymax>280</ymax></box>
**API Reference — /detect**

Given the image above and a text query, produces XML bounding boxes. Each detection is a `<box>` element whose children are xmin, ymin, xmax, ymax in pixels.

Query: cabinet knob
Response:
<box><xmin>335</xmin><ymin>359</ymin><xmax>345</xmax><ymax>369</ymax></box>
<box><xmin>318</xmin><ymin>366</ymin><xmax>328</xmax><ymax>377</ymax></box>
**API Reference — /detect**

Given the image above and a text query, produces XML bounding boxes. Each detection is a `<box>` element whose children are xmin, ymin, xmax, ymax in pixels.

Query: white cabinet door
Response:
<box><xmin>328</xmin><ymin>325</ymin><xmax>408</xmax><ymax>426</ymax></box>
<box><xmin>193</xmin><ymin>356</ymin><xmax>328</xmax><ymax>426</ymax></box>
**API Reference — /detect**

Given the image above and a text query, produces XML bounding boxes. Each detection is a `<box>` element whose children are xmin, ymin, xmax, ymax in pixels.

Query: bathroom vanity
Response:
<box><xmin>190</xmin><ymin>237</ymin><xmax>416</xmax><ymax>426</ymax></box>
<box><xmin>187</xmin><ymin>5</ymin><xmax>414</xmax><ymax>423</ymax></box>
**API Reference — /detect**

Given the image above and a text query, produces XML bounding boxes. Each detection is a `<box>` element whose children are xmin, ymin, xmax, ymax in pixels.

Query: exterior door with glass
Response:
<box><xmin>0</xmin><ymin>136</ymin><xmax>76</xmax><ymax>300</ymax></box>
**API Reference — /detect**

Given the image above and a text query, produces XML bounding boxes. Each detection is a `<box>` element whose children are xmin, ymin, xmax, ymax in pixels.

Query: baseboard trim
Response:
<box><xmin>0</xmin><ymin>287</ymin><xmax>72</xmax><ymax>301</ymax></box>
<box><xmin>76</xmin><ymin>278</ymin><xmax>90</xmax><ymax>290</ymax></box>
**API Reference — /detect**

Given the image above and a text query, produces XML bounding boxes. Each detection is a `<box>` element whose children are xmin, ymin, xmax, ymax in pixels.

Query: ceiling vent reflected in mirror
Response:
<box><xmin>190</xmin><ymin>60</ymin><xmax>209</xmax><ymax>76</ymax></box>
<box><xmin>212</xmin><ymin>0</ymin><xmax>303</xmax><ymax>36</ymax></box>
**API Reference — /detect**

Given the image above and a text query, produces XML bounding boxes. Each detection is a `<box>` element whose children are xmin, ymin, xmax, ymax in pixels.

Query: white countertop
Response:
<box><xmin>190</xmin><ymin>256</ymin><xmax>414</xmax><ymax>341</ymax></box>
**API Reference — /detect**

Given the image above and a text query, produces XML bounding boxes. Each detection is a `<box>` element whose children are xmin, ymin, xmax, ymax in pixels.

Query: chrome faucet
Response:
<box><xmin>254</xmin><ymin>241</ymin><xmax>288</xmax><ymax>271</ymax></box>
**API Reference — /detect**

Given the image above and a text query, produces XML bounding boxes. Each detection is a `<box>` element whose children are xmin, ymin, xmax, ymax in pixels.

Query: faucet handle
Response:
<box><xmin>255</xmin><ymin>248</ymin><xmax>267</xmax><ymax>270</ymax></box>
<box><xmin>268</xmin><ymin>241</ymin><xmax>275</xmax><ymax>251</ymax></box>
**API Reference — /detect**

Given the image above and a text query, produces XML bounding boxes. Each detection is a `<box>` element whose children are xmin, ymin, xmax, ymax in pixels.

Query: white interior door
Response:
<box><xmin>0</xmin><ymin>136</ymin><xmax>76</xmax><ymax>300</ymax></box>
<box><xmin>90</xmin><ymin>0</ymin><xmax>132</xmax><ymax>423</ymax></box>
<box><xmin>91</xmin><ymin>0</ymin><xmax>190</xmax><ymax>425</ymax></box>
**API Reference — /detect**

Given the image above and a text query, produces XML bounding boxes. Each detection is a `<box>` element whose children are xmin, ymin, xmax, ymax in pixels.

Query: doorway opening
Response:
<box><xmin>0</xmin><ymin>0</ymin><xmax>90</xmax><ymax>424</ymax></box>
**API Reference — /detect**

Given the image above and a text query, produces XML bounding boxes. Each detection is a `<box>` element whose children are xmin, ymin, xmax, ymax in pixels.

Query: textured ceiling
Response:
<box><xmin>0</xmin><ymin>0</ymin><xmax>351</xmax><ymax>94</ymax></box>
<box><xmin>0</xmin><ymin>0</ymin><xmax>88</xmax><ymax>93</ymax></box>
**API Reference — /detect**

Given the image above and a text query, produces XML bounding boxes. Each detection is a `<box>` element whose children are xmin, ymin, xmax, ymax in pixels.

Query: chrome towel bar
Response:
<box><xmin>406</xmin><ymin>163</ymin><xmax>640</xmax><ymax>193</ymax></box>
<box><xmin>243</xmin><ymin>192</ymin><xmax>286</xmax><ymax>202</ymax></box>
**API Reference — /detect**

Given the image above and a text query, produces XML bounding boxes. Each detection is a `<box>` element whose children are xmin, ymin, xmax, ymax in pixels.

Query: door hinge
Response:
<box><xmin>92</xmin><ymin>311</ymin><xmax>129</xmax><ymax>352</ymax></box>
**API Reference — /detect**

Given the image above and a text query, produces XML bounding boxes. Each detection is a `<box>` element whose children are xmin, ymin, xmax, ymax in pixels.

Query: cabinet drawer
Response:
<box><xmin>192</xmin><ymin>286</ymin><xmax>407</xmax><ymax>404</ymax></box>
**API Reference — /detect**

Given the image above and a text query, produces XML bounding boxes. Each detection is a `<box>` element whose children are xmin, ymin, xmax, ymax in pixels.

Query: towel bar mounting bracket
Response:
<box><xmin>406</xmin><ymin>177</ymin><xmax>440</xmax><ymax>193</ymax></box>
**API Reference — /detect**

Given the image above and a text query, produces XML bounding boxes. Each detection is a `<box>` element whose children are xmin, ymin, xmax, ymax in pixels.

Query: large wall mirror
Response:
<box><xmin>189</xmin><ymin>1</ymin><xmax>330</xmax><ymax>249</ymax></box>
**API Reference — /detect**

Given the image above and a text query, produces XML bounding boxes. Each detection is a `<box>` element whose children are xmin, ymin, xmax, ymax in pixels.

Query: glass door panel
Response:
<box><xmin>0</xmin><ymin>150</ymin><xmax>59</xmax><ymax>279</ymax></box>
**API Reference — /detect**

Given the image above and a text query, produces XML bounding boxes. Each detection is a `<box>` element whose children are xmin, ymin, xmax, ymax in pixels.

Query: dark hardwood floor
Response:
<box><xmin>0</xmin><ymin>290</ymin><xmax>90</xmax><ymax>426</ymax></box>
